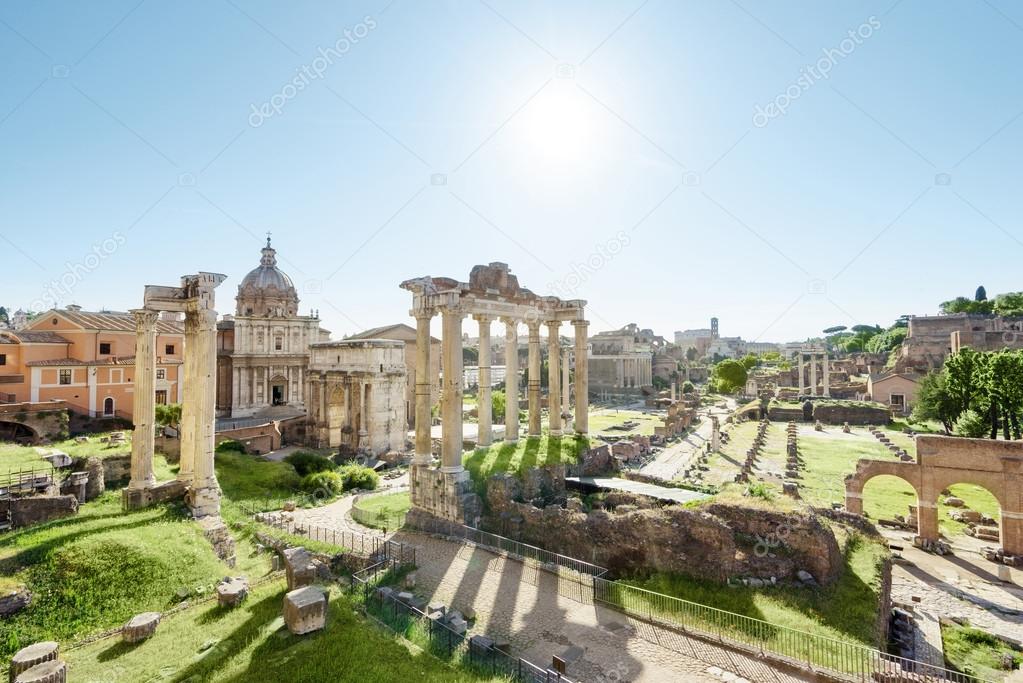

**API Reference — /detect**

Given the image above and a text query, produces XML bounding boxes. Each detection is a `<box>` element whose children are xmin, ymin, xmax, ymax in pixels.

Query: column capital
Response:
<box><xmin>571</xmin><ymin>319</ymin><xmax>590</xmax><ymax>329</ymax></box>
<box><xmin>412</xmin><ymin>307</ymin><xmax>435</xmax><ymax>321</ymax></box>
<box><xmin>439</xmin><ymin>303</ymin><xmax>464</xmax><ymax>319</ymax></box>
<box><xmin>130</xmin><ymin>308</ymin><xmax>160</xmax><ymax>329</ymax></box>
<box><xmin>526</xmin><ymin>319</ymin><xmax>542</xmax><ymax>333</ymax></box>
<box><xmin>500</xmin><ymin>316</ymin><xmax>519</xmax><ymax>327</ymax></box>
<box><xmin>472</xmin><ymin>313</ymin><xmax>495</xmax><ymax>324</ymax></box>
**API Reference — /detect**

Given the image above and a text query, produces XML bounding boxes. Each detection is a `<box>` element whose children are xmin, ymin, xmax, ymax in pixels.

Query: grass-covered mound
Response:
<box><xmin>621</xmin><ymin>530</ymin><xmax>889</xmax><ymax>648</ymax></box>
<box><xmin>215</xmin><ymin>448</ymin><xmax>302</xmax><ymax>512</ymax></box>
<box><xmin>463</xmin><ymin>434</ymin><xmax>588</xmax><ymax>490</ymax></box>
<box><xmin>353</xmin><ymin>491</ymin><xmax>411</xmax><ymax>529</ymax></box>
<box><xmin>0</xmin><ymin>493</ymin><xmax>267</xmax><ymax>661</ymax></box>
<box><xmin>64</xmin><ymin>581</ymin><xmax>501</xmax><ymax>683</ymax></box>
<box><xmin>942</xmin><ymin>623</ymin><xmax>1022</xmax><ymax>681</ymax></box>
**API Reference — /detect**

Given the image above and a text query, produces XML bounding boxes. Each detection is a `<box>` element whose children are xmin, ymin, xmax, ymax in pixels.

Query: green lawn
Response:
<box><xmin>588</xmin><ymin>409</ymin><xmax>661</xmax><ymax>436</ymax></box>
<box><xmin>0</xmin><ymin>444</ymin><xmax>54</xmax><ymax>477</ymax></box>
<box><xmin>215</xmin><ymin>449</ymin><xmax>303</xmax><ymax>515</ymax></box>
<box><xmin>64</xmin><ymin>581</ymin><xmax>502</xmax><ymax>683</ymax></box>
<box><xmin>353</xmin><ymin>491</ymin><xmax>411</xmax><ymax>530</ymax></box>
<box><xmin>621</xmin><ymin>532</ymin><xmax>889</xmax><ymax>652</ymax></box>
<box><xmin>942</xmin><ymin>623</ymin><xmax>1021</xmax><ymax>682</ymax></box>
<box><xmin>463</xmin><ymin>434</ymin><xmax>588</xmax><ymax>490</ymax></box>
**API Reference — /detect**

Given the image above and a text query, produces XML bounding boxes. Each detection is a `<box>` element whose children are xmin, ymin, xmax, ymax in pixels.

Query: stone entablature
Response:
<box><xmin>845</xmin><ymin>435</ymin><xmax>1023</xmax><ymax>555</ymax></box>
<box><xmin>305</xmin><ymin>339</ymin><xmax>407</xmax><ymax>454</ymax></box>
<box><xmin>401</xmin><ymin>263</ymin><xmax>588</xmax><ymax>524</ymax></box>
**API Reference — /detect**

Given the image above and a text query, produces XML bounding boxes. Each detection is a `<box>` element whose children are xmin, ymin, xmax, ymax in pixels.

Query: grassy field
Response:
<box><xmin>622</xmin><ymin>532</ymin><xmax>889</xmax><ymax>649</ymax></box>
<box><xmin>353</xmin><ymin>491</ymin><xmax>412</xmax><ymax>529</ymax></box>
<box><xmin>64</xmin><ymin>580</ymin><xmax>502</xmax><ymax>683</ymax></box>
<box><xmin>463</xmin><ymin>434</ymin><xmax>588</xmax><ymax>490</ymax></box>
<box><xmin>588</xmin><ymin>409</ymin><xmax>661</xmax><ymax>436</ymax></box>
<box><xmin>942</xmin><ymin>623</ymin><xmax>1021</xmax><ymax>682</ymax></box>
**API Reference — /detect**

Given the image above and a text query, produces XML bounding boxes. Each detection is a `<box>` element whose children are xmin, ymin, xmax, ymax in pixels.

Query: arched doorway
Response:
<box><xmin>103</xmin><ymin>397</ymin><xmax>115</xmax><ymax>416</ymax></box>
<box><xmin>270</xmin><ymin>375</ymin><xmax>288</xmax><ymax>406</ymax></box>
<box><xmin>0</xmin><ymin>421</ymin><xmax>37</xmax><ymax>444</ymax></box>
<box><xmin>861</xmin><ymin>474</ymin><xmax>920</xmax><ymax>527</ymax></box>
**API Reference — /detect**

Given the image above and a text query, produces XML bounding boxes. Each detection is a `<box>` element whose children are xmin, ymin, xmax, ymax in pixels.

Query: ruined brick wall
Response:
<box><xmin>11</xmin><ymin>495</ymin><xmax>78</xmax><ymax>528</ymax></box>
<box><xmin>813</xmin><ymin>403</ymin><xmax>890</xmax><ymax>425</ymax></box>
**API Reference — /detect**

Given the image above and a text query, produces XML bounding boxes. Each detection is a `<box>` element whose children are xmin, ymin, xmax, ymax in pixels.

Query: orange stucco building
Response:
<box><xmin>0</xmin><ymin>306</ymin><xmax>184</xmax><ymax>419</ymax></box>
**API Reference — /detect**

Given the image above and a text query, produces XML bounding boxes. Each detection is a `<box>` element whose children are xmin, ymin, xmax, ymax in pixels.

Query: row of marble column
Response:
<box><xmin>128</xmin><ymin>307</ymin><xmax>220</xmax><ymax>514</ymax></box>
<box><xmin>413</xmin><ymin>308</ymin><xmax>589</xmax><ymax>472</ymax></box>
<box><xmin>797</xmin><ymin>351</ymin><xmax>831</xmax><ymax>397</ymax></box>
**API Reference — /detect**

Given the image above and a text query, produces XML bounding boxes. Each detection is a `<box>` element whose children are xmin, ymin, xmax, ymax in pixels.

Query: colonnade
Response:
<box><xmin>412</xmin><ymin>306</ymin><xmax>589</xmax><ymax>471</ymax></box>
<box><xmin>797</xmin><ymin>349</ymin><xmax>830</xmax><ymax>397</ymax></box>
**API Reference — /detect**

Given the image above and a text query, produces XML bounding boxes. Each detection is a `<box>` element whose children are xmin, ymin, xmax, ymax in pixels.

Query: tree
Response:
<box><xmin>154</xmin><ymin>403</ymin><xmax>182</xmax><ymax>433</ymax></box>
<box><xmin>912</xmin><ymin>371</ymin><xmax>958</xmax><ymax>433</ymax></box>
<box><xmin>682</xmin><ymin>380</ymin><xmax>695</xmax><ymax>394</ymax></box>
<box><xmin>491</xmin><ymin>390</ymin><xmax>506</xmax><ymax>421</ymax></box>
<box><xmin>940</xmin><ymin>296</ymin><xmax>994</xmax><ymax>315</ymax></box>
<box><xmin>0</xmin><ymin>307</ymin><xmax>7</xmax><ymax>325</ymax></box>
<box><xmin>975</xmin><ymin>286</ymin><xmax>988</xmax><ymax>302</ymax></box>
<box><xmin>739</xmin><ymin>354</ymin><xmax>758</xmax><ymax>370</ymax></box>
<box><xmin>865</xmin><ymin>327</ymin><xmax>908</xmax><ymax>354</ymax></box>
<box><xmin>822</xmin><ymin>325</ymin><xmax>848</xmax><ymax>335</ymax></box>
<box><xmin>713</xmin><ymin>359</ymin><xmax>747</xmax><ymax>393</ymax></box>
<box><xmin>685</xmin><ymin>347</ymin><xmax>698</xmax><ymax>362</ymax></box>
<box><xmin>994</xmin><ymin>292</ymin><xmax>1023</xmax><ymax>318</ymax></box>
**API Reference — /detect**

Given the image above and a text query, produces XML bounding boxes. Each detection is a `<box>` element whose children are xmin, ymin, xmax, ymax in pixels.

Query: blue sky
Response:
<box><xmin>1</xmin><ymin>0</ymin><xmax>1020</xmax><ymax>342</ymax></box>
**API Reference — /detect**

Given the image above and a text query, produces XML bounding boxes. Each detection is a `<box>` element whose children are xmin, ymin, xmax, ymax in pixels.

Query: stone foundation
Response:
<box><xmin>121</xmin><ymin>479</ymin><xmax>186</xmax><ymax>511</ymax></box>
<box><xmin>10</xmin><ymin>496</ymin><xmax>78</xmax><ymax>529</ymax></box>
<box><xmin>186</xmin><ymin>485</ymin><xmax>221</xmax><ymax>518</ymax></box>
<box><xmin>198</xmin><ymin>516</ymin><xmax>236</xmax><ymax>567</ymax></box>
<box><xmin>409</xmin><ymin>465</ymin><xmax>481</xmax><ymax>525</ymax></box>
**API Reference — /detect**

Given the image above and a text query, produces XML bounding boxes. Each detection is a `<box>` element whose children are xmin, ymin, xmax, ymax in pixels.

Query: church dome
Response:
<box><xmin>236</xmin><ymin>236</ymin><xmax>299</xmax><ymax>317</ymax></box>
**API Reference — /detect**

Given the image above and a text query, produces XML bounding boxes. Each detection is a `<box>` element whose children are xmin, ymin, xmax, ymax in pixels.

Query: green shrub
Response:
<box><xmin>285</xmin><ymin>450</ymin><xmax>336</xmax><ymax>476</ymax></box>
<box><xmin>215</xmin><ymin>439</ymin><xmax>247</xmax><ymax>454</ymax></box>
<box><xmin>954</xmin><ymin>409</ymin><xmax>988</xmax><ymax>438</ymax></box>
<box><xmin>744</xmin><ymin>482</ymin><xmax>774</xmax><ymax>500</ymax></box>
<box><xmin>338</xmin><ymin>464</ymin><xmax>379</xmax><ymax>491</ymax></box>
<box><xmin>301</xmin><ymin>470</ymin><xmax>345</xmax><ymax>495</ymax></box>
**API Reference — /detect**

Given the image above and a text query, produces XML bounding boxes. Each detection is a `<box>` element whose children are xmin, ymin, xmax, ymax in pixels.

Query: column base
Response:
<box><xmin>549</xmin><ymin>429</ymin><xmax>562</xmax><ymax>437</ymax></box>
<box><xmin>411</xmin><ymin>453</ymin><xmax>433</xmax><ymax>466</ymax></box>
<box><xmin>127</xmin><ymin>476</ymin><xmax>157</xmax><ymax>491</ymax></box>
<box><xmin>439</xmin><ymin>464</ymin><xmax>465</xmax><ymax>475</ymax></box>
<box><xmin>122</xmin><ymin>479</ymin><xmax>186</xmax><ymax>511</ymax></box>
<box><xmin>409</xmin><ymin>466</ymin><xmax>479</xmax><ymax>525</ymax></box>
<box><xmin>187</xmin><ymin>485</ymin><xmax>222</xmax><ymax>518</ymax></box>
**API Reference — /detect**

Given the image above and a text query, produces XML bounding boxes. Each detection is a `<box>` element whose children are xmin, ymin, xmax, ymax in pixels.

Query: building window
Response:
<box><xmin>0</xmin><ymin>354</ymin><xmax>5</xmax><ymax>366</ymax></box>
<box><xmin>59</xmin><ymin>369</ymin><xmax>72</xmax><ymax>385</ymax></box>
<box><xmin>165</xmin><ymin>344</ymin><xmax>175</xmax><ymax>355</ymax></box>
<box><xmin>99</xmin><ymin>342</ymin><xmax>112</xmax><ymax>355</ymax></box>
<box><xmin>103</xmin><ymin>397</ymin><xmax>114</xmax><ymax>416</ymax></box>
<box><xmin>155</xmin><ymin>390</ymin><xmax>168</xmax><ymax>405</ymax></box>
<box><xmin>275</xmin><ymin>336</ymin><xmax>283</xmax><ymax>351</ymax></box>
<box><xmin>890</xmin><ymin>394</ymin><xmax>905</xmax><ymax>408</ymax></box>
<box><xmin>156</xmin><ymin>368</ymin><xmax>166</xmax><ymax>380</ymax></box>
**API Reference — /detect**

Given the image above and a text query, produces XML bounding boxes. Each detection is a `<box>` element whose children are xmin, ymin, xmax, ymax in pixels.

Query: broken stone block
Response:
<box><xmin>216</xmin><ymin>577</ymin><xmax>249</xmax><ymax>608</ymax></box>
<box><xmin>427</xmin><ymin>601</ymin><xmax>446</xmax><ymax>615</ymax></box>
<box><xmin>396</xmin><ymin>591</ymin><xmax>414</xmax><ymax>604</ymax></box>
<box><xmin>12</xmin><ymin>660</ymin><xmax>66</xmax><ymax>683</ymax></box>
<box><xmin>282</xmin><ymin>547</ymin><xmax>316</xmax><ymax>590</ymax></box>
<box><xmin>945</xmin><ymin>497</ymin><xmax>965</xmax><ymax>508</ymax></box>
<box><xmin>122</xmin><ymin>612</ymin><xmax>161</xmax><ymax>643</ymax></box>
<box><xmin>447</xmin><ymin>617</ymin><xmax>468</xmax><ymax>635</ymax></box>
<box><xmin>403</xmin><ymin>572</ymin><xmax>417</xmax><ymax>589</ymax></box>
<box><xmin>284</xmin><ymin>586</ymin><xmax>328</xmax><ymax>635</ymax></box>
<box><xmin>9</xmin><ymin>641</ymin><xmax>58</xmax><ymax>682</ymax></box>
<box><xmin>462</xmin><ymin>606</ymin><xmax>477</xmax><ymax>620</ymax></box>
<box><xmin>796</xmin><ymin>570</ymin><xmax>818</xmax><ymax>587</ymax></box>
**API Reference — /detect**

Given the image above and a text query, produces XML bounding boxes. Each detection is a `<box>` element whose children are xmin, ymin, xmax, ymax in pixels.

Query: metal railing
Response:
<box><xmin>0</xmin><ymin>466</ymin><xmax>57</xmax><ymax>495</ymax></box>
<box><xmin>349</xmin><ymin>563</ymin><xmax>574</xmax><ymax>683</ymax></box>
<box><xmin>592</xmin><ymin>578</ymin><xmax>988</xmax><ymax>683</ymax></box>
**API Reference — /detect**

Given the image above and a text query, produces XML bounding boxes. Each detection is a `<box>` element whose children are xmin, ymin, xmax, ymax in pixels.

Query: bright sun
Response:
<box><xmin>517</xmin><ymin>81</ymin><xmax>597</xmax><ymax>168</ymax></box>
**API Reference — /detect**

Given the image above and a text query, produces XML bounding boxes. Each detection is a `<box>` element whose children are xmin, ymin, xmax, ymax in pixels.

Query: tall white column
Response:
<box><xmin>189</xmin><ymin>308</ymin><xmax>221</xmax><ymax>517</ymax></box>
<box><xmin>232</xmin><ymin>366</ymin><xmax>240</xmax><ymax>415</ymax></box>
<box><xmin>178</xmin><ymin>313</ymin><xmax>197</xmax><ymax>483</ymax></box>
<box><xmin>129</xmin><ymin>309</ymin><xmax>158</xmax><ymax>490</ymax></box>
<box><xmin>798</xmin><ymin>353</ymin><xmax>805</xmax><ymax>395</ymax></box>
<box><xmin>547</xmin><ymin>321</ymin><xmax>562</xmax><ymax>436</ymax></box>
<box><xmin>823</xmin><ymin>352</ymin><xmax>831</xmax><ymax>397</ymax></box>
<box><xmin>441</xmin><ymin>305</ymin><xmax>464</xmax><ymax>472</ymax></box>
<box><xmin>527</xmin><ymin>321</ymin><xmax>542</xmax><ymax>437</ymax></box>
<box><xmin>413</xmin><ymin>311</ymin><xmax>434</xmax><ymax>465</ymax></box>
<box><xmin>502</xmin><ymin>317</ymin><xmax>519</xmax><ymax>443</ymax></box>
<box><xmin>572</xmin><ymin>320</ymin><xmax>589</xmax><ymax>435</ymax></box>
<box><xmin>810</xmin><ymin>353</ymin><xmax>818</xmax><ymax>397</ymax></box>
<box><xmin>561</xmin><ymin>345</ymin><xmax>572</xmax><ymax>432</ymax></box>
<box><xmin>475</xmin><ymin>315</ymin><xmax>493</xmax><ymax>447</ymax></box>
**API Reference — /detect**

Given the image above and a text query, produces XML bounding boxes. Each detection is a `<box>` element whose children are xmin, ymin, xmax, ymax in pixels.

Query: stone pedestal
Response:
<box><xmin>84</xmin><ymin>457</ymin><xmax>104</xmax><ymax>501</ymax></box>
<box><xmin>284</xmin><ymin>586</ymin><xmax>328</xmax><ymax>635</ymax></box>
<box><xmin>216</xmin><ymin>577</ymin><xmax>249</xmax><ymax>607</ymax></box>
<box><xmin>13</xmin><ymin>661</ymin><xmax>65</xmax><ymax>683</ymax></box>
<box><xmin>409</xmin><ymin>465</ymin><xmax>481</xmax><ymax>525</ymax></box>
<box><xmin>283</xmin><ymin>547</ymin><xmax>317</xmax><ymax>590</ymax></box>
<box><xmin>122</xmin><ymin>612</ymin><xmax>161</xmax><ymax>643</ymax></box>
<box><xmin>9</xmin><ymin>642</ymin><xmax>58</xmax><ymax>683</ymax></box>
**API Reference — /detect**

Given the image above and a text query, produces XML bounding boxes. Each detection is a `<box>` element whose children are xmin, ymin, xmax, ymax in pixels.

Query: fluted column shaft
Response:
<box><xmin>475</xmin><ymin>315</ymin><xmax>493</xmax><ymax>447</ymax></box>
<box><xmin>129</xmin><ymin>309</ymin><xmax>158</xmax><ymax>490</ymax></box>
<box><xmin>527</xmin><ymin>321</ymin><xmax>541</xmax><ymax>437</ymax></box>
<box><xmin>178</xmin><ymin>314</ymin><xmax>197</xmax><ymax>483</ymax></box>
<box><xmin>573</xmin><ymin>320</ymin><xmax>589</xmax><ymax>435</ymax></box>
<box><xmin>413</xmin><ymin>312</ymin><xmax>434</xmax><ymax>465</ymax></box>
<box><xmin>547</xmin><ymin>321</ymin><xmax>562</xmax><ymax>436</ymax></box>
<box><xmin>502</xmin><ymin>318</ymin><xmax>519</xmax><ymax>443</ymax></box>
<box><xmin>810</xmin><ymin>354</ymin><xmax>818</xmax><ymax>397</ymax></box>
<box><xmin>190</xmin><ymin>309</ymin><xmax>219</xmax><ymax>492</ymax></box>
<box><xmin>823</xmin><ymin>352</ymin><xmax>831</xmax><ymax>397</ymax></box>
<box><xmin>798</xmin><ymin>353</ymin><xmax>805</xmax><ymax>395</ymax></box>
<box><xmin>441</xmin><ymin>306</ymin><xmax>464</xmax><ymax>472</ymax></box>
<box><xmin>561</xmin><ymin>345</ymin><xmax>572</xmax><ymax>432</ymax></box>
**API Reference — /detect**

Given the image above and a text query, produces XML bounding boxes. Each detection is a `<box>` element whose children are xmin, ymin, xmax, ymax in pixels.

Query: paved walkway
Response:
<box><xmin>639</xmin><ymin>400</ymin><xmax>734</xmax><ymax>481</ymax></box>
<box><xmin>285</xmin><ymin>496</ymin><xmax>811</xmax><ymax>683</ymax></box>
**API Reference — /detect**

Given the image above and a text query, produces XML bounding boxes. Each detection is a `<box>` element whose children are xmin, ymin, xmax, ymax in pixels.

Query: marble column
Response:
<box><xmin>475</xmin><ymin>315</ymin><xmax>493</xmax><ymax>447</ymax></box>
<box><xmin>189</xmin><ymin>308</ymin><xmax>220</xmax><ymax>517</ymax></box>
<box><xmin>823</xmin><ymin>352</ymin><xmax>831</xmax><ymax>397</ymax></box>
<box><xmin>810</xmin><ymin>354</ymin><xmax>818</xmax><ymax>397</ymax></box>
<box><xmin>547</xmin><ymin>321</ymin><xmax>562</xmax><ymax>436</ymax></box>
<box><xmin>413</xmin><ymin>311</ymin><xmax>434</xmax><ymax>465</ymax></box>
<box><xmin>232</xmin><ymin>367</ymin><xmax>240</xmax><ymax>416</ymax></box>
<box><xmin>798</xmin><ymin>353</ymin><xmax>805</xmax><ymax>395</ymax></box>
<box><xmin>561</xmin><ymin>345</ymin><xmax>571</xmax><ymax>432</ymax></box>
<box><xmin>441</xmin><ymin>305</ymin><xmax>464</xmax><ymax>472</ymax></box>
<box><xmin>502</xmin><ymin>317</ymin><xmax>519</xmax><ymax>443</ymax></box>
<box><xmin>572</xmin><ymin>320</ymin><xmax>589</xmax><ymax>435</ymax></box>
<box><xmin>128</xmin><ymin>309</ymin><xmax>158</xmax><ymax>490</ymax></box>
<box><xmin>178</xmin><ymin>313</ymin><xmax>197</xmax><ymax>483</ymax></box>
<box><xmin>527</xmin><ymin>321</ymin><xmax>541</xmax><ymax>437</ymax></box>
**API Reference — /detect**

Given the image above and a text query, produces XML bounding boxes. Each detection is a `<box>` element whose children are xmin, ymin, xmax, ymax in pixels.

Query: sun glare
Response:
<box><xmin>516</xmin><ymin>81</ymin><xmax>597</xmax><ymax>168</ymax></box>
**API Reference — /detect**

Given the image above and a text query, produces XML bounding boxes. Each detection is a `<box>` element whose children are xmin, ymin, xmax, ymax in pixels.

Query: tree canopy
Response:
<box><xmin>712</xmin><ymin>359</ymin><xmax>747</xmax><ymax>393</ymax></box>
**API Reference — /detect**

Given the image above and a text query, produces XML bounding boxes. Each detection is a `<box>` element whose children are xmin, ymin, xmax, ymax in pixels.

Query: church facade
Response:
<box><xmin>216</xmin><ymin>238</ymin><xmax>330</xmax><ymax>418</ymax></box>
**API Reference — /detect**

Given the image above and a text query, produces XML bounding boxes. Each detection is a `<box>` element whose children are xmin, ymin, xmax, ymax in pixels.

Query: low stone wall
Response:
<box><xmin>10</xmin><ymin>495</ymin><xmax>78</xmax><ymax>528</ymax></box>
<box><xmin>215</xmin><ymin>422</ymin><xmax>282</xmax><ymax>455</ymax></box>
<box><xmin>767</xmin><ymin>406</ymin><xmax>804</xmax><ymax>422</ymax></box>
<box><xmin>875</xmin><ymin>556</ymin><xmax>894</xmax><ymax>648</ymax></box>
<box><xmin>100</xmin><ymin>455</ymin><xmax>132</xmax><ymax>484</ymax></box>
<box><xmin>813</xmin><ymin>403</ymin><xmax>890</xmax><ymax>426</ymax></box>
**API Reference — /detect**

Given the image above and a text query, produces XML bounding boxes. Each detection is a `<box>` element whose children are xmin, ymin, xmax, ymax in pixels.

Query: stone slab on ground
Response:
<box><xmin>9</xmin><ymin>642</ymin><xmax>58</xmax><ymax>683</ymax></box>
<box><xmin>216</xmin><ymin>576</ymin><xmax>249</xmax><ymax>608</ymax></box>
<box><xmin>284</xmin><ymin>586</ymin><xmax>328</xmax><ymax>635</ymax></box>
<box><xmin>12</xmin><ymin>660</ymin><xmax>66</xmax><ymax>683</ymax></box>
<box><xmin>122</xmin><ymin>612</ymin><xmax>161</xmax><ymax>643</ymax></box>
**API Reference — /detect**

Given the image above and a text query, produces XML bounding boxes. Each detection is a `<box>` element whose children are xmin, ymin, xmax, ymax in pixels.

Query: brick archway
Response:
<box><xmin>845</xmin><ymin>435</ymin><xmax>1023</xmax><ymax>555</ymax></box>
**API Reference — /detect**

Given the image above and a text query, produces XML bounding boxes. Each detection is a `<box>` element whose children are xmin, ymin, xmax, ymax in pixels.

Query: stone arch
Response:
<box><xmin>844</xmin><ymin>459</ymin><xmax>922</xmax><ymax>515</ymax></box>
<box><xmin>269</xmin><ymin>374</ymin><xmax>288</xmax><ymax>406</ymax></box>
<box><xmin>102</xmin><ymin>397</ymin><xmax>115</xmax><ymax>417</ymax></box>
<box><xmin>0</xmin><ymin>420</ymin><xmax>38</xmax><ymax>444</ymax></box>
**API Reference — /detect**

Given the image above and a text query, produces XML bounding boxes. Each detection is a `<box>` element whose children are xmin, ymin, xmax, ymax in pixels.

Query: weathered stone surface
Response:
<box><xmin>198</xmin><ymin>516</ymin><xmax>237</xmax><ymax>567</ymax></box>
<box><xmin>283</xmin><ymin>547</ymin><xmax>316</xmax><ymax>590</ymax></box>
<box><xmin>283</xmin><ymin>586</ymin><xmax>328</xmax><ymax>635</ymax></box>
<box><xmin>9</xmin><ymin>641</ymin><xmax>58</xmax><ymax>682</ymax></box>
<box><xmin>12</xmin><ymin>660</ymin><xmax>66</xmax><ymax>683</ymax></box>
<box><xmin>122</xmin><ymin>612</ymin><xmax>161</xmax><ymax>643</ymax></box>
<box><xmin>0</xmin><ymin>586</ymin><xmax>31</xmax><ymax>618</ymax></box>
<box><xmin>216</xmin><ymin>576</ymin><xmax>249</xmax><ymax>608</ymax></box>
<box><xmin>10</xmin><ymin>496</ymin><xmax>77</xmax><ymax>529</ymax></box>
<box><xmin>84</xmin><ymin>457</ymin><xmax>105</xmax><ymax>500</ymax></box>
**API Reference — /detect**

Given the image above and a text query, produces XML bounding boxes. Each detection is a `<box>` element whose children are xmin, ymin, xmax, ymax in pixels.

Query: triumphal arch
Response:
<box><xmin>845</xmin><ymin>435</ymin><xmax>1023</xmax><ymax>555</ymax></box>
<box><xmin>401</xmin><ymin>263</ymin><xmax>588</xmax><ymax>524</ymax></box>
<box><xmin>124</xmin><ymin>272</ymin><xmax>226</xmax><ymax>518</ymax></box>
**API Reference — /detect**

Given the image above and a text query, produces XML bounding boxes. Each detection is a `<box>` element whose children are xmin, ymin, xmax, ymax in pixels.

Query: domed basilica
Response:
<box><xmin>216</xmin><ymin>237</ymin><xmax>330</xmax><ymax>418</ymax></box>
